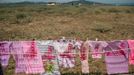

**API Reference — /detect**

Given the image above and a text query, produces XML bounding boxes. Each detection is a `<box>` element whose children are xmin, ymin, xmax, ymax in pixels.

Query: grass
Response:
<box><xmin>0</xmin><ymin>4</ymin><xmax>134</xmax><ymax>75</ymax></box>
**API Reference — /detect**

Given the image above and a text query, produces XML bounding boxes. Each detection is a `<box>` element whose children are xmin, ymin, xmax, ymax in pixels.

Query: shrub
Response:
<box><xmin>94</xmin><ymin>10</ymin><xmax>102</xmax><ymax>14</ymax></box>
<box><xmin>99</xmin><ymin>8</ymin><xmax>106</xmax><ymax>12</ymax></box>
<box><xmin>108</xmin><ymin>8</ymin><xmax>121</xmax><ymax>13</ymax></box>
<box><xmin>16</xmin><ymin>13</ymin><xmax>27</xmax><ymax>19</ymax></box>
<box><xmin>91</xmin><ymin>23</ymin><xmax>112</xmax><ymax>33</ymax></box>
<box><xmin>78</xmin><ymin>7</ymin><xmax>87</xmax><ymax>13</ymax></box>
<box><xmin>15</xmin><ymin>13</ymin><xmax>32</xmax><ymax>24</ymax></box>
<box><xmin>0</xmin><ymin>16</ymin><xmax>6</xmax><ymax>21</ymax></box>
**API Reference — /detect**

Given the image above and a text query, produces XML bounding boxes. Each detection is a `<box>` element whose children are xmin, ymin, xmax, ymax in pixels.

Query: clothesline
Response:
<box><xmin>0</xmin><ymin>47</ymin><xmax>131</xmax><ymax>55</ymax></box>
<box><xmin>0</xmin><ymin>39</ymin><xmax>130</xmax><ymax>42</ymax></box>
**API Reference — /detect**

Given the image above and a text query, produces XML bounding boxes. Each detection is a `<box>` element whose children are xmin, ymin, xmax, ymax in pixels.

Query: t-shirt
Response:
<box><xmin>80</xmin><ymin>41</ymin><xmax>89</xmax><ymax>74</ymax></box>
<box><xmin>54</xmin><ymin>41</ymin><xmax>75</xmax><ymax>68</ymax></box>
<box><xmin>127</xmin><ymin>40</ymin><xmax>134</xmax><ymax>65</ymax></box>
<box><xmin>0</xmin><ymin>41</ymin><xmax>11</xmax><ymax>67</ymax></box>
<box><xmin>104</xmin><ymin>40</ymin><xmax>129</xmax><ymax>74</ymax></box>
<box><xmin>37</xmin><ymin>41</ymin><xmax>61</xmax><ymax>75</ymax></box>
<box><xmin>11</xmin><ymin>41</ymin><xmax>44</xmax><ymax>74</ymax></box>
<box><xmin>88</xmin><ymin>41</ymin><xmax>108</xmax><ymax>58</ymax></box>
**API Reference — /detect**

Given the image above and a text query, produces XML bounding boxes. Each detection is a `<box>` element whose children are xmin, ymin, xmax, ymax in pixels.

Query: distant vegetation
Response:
<box><xmin>0</xmin><ymin>4</ymin><xmax>134</xmax><ymax>40</ymax></box>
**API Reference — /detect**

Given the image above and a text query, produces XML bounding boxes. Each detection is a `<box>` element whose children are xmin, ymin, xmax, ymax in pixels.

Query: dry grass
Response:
<box><xmin>0</xmin><ymin>4</ymin><xmax>134</xmax><ymax>75</ymax></box>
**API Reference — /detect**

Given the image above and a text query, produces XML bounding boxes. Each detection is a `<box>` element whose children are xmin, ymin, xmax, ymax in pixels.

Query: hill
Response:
<box><xmin>64</xmin><ymin>0</ymin><xmax>109</xmax><ymax>5</ymax></box>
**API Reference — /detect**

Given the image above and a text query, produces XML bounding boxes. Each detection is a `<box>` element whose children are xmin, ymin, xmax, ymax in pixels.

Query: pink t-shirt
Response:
<box><xmin>88</xmin><ymin>41</ymin><xmax>108</xmax><ymax>58</ymax></box>
<box><xmin>0</xmin><ymin>41</ymin><xmax>11</xmax><ymax>67</ymax></box>
<box><xmin>104</xmin><ymin>41</ymin><xmax>129</xmax><ymax>74</ymax></box>
<box><xmin>80</xmin><ymin>41</ymin><xmax>89</xmax><ymax>74</ymax></box>
<box><xmin>11</xmin><ymin>41</ymin><xmax>44</xmax><ymax>74</ymax></box>
<box><xmin>127</xmin><ymin>40</ymin><xmax>134</xmax><ymax>65</ymax></box>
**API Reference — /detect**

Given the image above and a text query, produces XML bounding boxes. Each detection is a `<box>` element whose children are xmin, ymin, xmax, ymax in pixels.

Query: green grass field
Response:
<box><xmin>0</xmin><ymin>4</ymin><xmax>134</xmax><ymax>75</ymax></box>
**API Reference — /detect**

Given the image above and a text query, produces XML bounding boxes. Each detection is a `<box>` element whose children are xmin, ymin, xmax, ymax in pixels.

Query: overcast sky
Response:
<box><xmin>0</xmin><ymin>0</ymin><xmax>134</xmax><ymax>4</ymax></box>
<box><xmin>86</xmin><ymin>0</ymin><xmax>134</xmax><ymax>4</ymax></box>
<box><xmin>0</xmin><ymin>0</ymin><xmax>77</xmax><ymax>3</ymax></box>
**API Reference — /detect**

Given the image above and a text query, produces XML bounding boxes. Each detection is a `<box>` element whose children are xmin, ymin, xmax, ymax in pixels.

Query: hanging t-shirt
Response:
<box><xmin>88</xmin><ymin>41</ymin><xmax>108</xmax><ymax>58</ymax></box>
<box><xmin>127</xmin><ymin>40</ymin><xmax>134</xmax><ymax>65</ymax></box>
<box><xmin>0</xmin><ymin>41</ymin><xmax>11</xmax><ymax>67</ymax></box>
<box><xmin>37</xmin><ymin>41</ymin><xmax>61</xmax><ymax>75</ymax></box>
<box><xmin>74</xmin><ymin>40</ymin><xmax>83</xmax><ymax>50</ymax></box>
<box><xmin>54</xmin><ymin>41</ymin><xmax>75</xmax><ymax>68</ymax></box>
<box><xmin>37</xmin><ymin>40</ymin><xmax>54</xmax><ymax>61</ymax></box>
<box><xmin>80</xmin><ymin>41</ymin><xmax>89</xmax><ymax>74</ymax></box>
<box><xmin>11</xmin><ymin>41</ymin><xmax>44</xmax><ymax>74</ymax></box>
<box><xmin>104</xmin><ymin>40</ymin><xmax>129</xmax><ymax>74</ymax></box>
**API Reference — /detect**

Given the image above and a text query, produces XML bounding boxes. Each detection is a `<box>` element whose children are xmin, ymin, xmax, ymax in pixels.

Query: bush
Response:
<box><xmin>0</xmin><ymin>16</ymin><xmax>6</xmax><ymax>21</ymax></box>
<box><xmin>78</xmin><ymin>7</ymin><xmax>87</xmax><ymax>13</ymax></box>
<box><xmin>99</xmin><ymin>8</ymin><xmax>106</xmax><ymax>12</ymax></box>
<box><xmin>16</xmin><ymin>13</ymin><xmax>27</xmax><ymax>19</ymax></box>
<box><xmin>91</xmin><ymin>23</ymin><xmax>112</xmax><ymax>33</ymax></box>
<box><xmin>94</xmin><ymin>10</ymin><xmax>102</xmax><ymax>14</ymax></box>
<box><xmin>108</xmin><ymin>8</ymin><xmax>121</xmax><ymax>13</ymax></box>
<box><xmin>15</xmin><ymin>13</ymin><xmax>32</xmax><ymax>24</ymax></box>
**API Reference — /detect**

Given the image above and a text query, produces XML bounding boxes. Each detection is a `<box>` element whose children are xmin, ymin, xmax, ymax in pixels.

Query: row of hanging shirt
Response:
<box><xmin>0</xmin><ymin>39</ymin><xmax>134</xmax><ymax>75</ymax></box>
<box><xmin>0</xmin><ymin>39</ymin><xmax>83</xmax><ymax>75</ymax></box>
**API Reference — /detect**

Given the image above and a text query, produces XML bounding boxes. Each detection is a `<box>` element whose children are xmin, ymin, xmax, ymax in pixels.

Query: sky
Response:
<box><xmin>86</xmin><ymin>0</ymin><xmax>134</xmax><ymax>4</ymax></box>
<box><xmin>0</xmin><ymin>0</ymin><xmax>78</xmax><ymax>3</ymax></box>
<box><xmin>0</xmin><ymin>0</ymin><xmax>134</xmax><ymax>4</ymax></box>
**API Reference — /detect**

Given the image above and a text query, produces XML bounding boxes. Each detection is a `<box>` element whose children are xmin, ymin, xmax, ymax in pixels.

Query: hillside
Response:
<box><xmin>63</xmin><ymin>0</ymin><xmax>109</xmax><ymax>5</ymax></box>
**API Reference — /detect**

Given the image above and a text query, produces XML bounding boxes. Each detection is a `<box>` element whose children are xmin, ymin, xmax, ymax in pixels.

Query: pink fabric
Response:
<box><xmin>88</xmin><ymin>41</ymin><xmax>108</xmax><ymax>58</ymax></box>
<box><xmin>37</xmin><ymin>41</ymin><xmax>61</xmax><ymax>75</ymax></box>
<box><xmin>60</xmin><ymin>43</ymin><xmax>75</xmax><ymax>68</ymax></box>
<box><xmin>0</xmin><ymin>41</ymin><xmax>11</xmax><ymax>67</ymax></box>
<box><xmin>105</xmin><ymin>51</ymin><xmax>128</xmax><ymax>74</ymax></box>
<box><xmin>11</xmin><ymin>41</ymin><xmax>44</xmax><ymax>74</ymax></box>
<box><xmin>128</xmin><ymin>40</ymin><xmax>134</xmax><ymax>65</ymax></box>
<box><xmin>80</xmin><ymin>42</ymin><xmax>89</xmax><ymax>73</ymax></box>
<box><xmin>11</xmin><ymin>41</ymin><xmax>26</xmax><ymax>73</ymax></box>
<box><xmin>104</xmin><ymin>41</ymin><xmax>129</xmax><ymax>74</ymax></box>
<box><xmin>81</xmin><ymin>60</ymin><xmax>89</xmax><ymax>73</ymax></box>
<box><xmin>42</xmin><ymin>46</ymin><xmax>55</xmax><ymax>60</ymax></box>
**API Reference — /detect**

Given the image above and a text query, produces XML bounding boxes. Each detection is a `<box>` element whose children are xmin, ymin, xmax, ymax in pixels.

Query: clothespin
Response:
<box><xmin>95</xmin><ymin>38</ymin><xmax>98</xmax><ymax>41</ymax></box>
<box><xmin>61</xmin><ymin>36</ymin><xmax>66</xmax><ymax>42</ymax></box>
<box><xmin>62</xmin><ymin>36</ymin><xmax>66</xmax><ymax>40</ymax></box>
